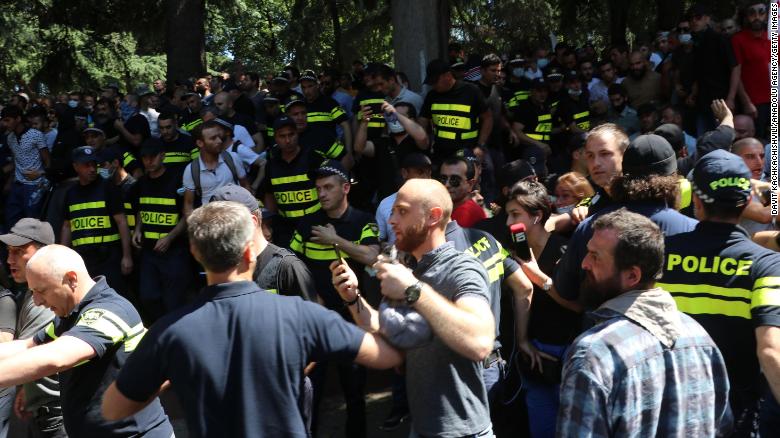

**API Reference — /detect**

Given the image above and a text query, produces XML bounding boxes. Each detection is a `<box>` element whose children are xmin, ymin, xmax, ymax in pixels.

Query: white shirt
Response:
<box><xmin>140</xmin><ymin>108</ymin><xmax>160</xmax><ymax>138</ymax></box>
<box><xmin>232</xmin><ymin>124</ymin><xmax>255</xmax><ymax>149</ymax></box>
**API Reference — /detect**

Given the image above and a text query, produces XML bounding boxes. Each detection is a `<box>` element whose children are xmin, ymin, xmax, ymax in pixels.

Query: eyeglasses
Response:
<box><xmin>437</xmin><ymin>174</ymin><xmax>463</xmax><ymax>187</ymax></box>
<box><xmin>747</xmin><ymin>6</ymin><xmax>766</xmax><ymax>16</ymax></box>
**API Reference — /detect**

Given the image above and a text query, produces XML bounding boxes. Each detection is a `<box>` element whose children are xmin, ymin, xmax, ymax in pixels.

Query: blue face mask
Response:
<box><xmin>568</xmin><ymin>88</ymin><xmax>582</xmax><ymax>97</ymax></box>
<box><xmin>97</xmin><ymin>167</ymin><xmax>114</xmax><ymax>180</ymax></box>
<box><xmin>512</xmin><ymin>68</ymin><xmax>525</xmax><ymax>78</ymax></box>
<box><xmin>678</xmin><ymin>33</ymin><xmax>692</xmax><ymax>44</ymax></box>
<box><xmin>68</xmin><ymin>100</ymin><xmax>79</xmax><ymax>108</ymax></box>
<box><xmin>557</xmin><ymin>204</ymin><xmax>576</xmax><ymax>214</ymax></box>
<box><xmin>537</xmin><ymin>58</ymin><xmax>550</xmax><ymax>70</ymax></box>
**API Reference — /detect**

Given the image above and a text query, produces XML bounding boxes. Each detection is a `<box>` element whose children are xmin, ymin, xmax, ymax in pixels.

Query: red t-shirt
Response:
<box><xmin>731</xmin><ymin>29</ymin><xmax>771</xmax><ymax>105</ymax></box>
<box><xmin>451</xmin><ymin>199</ymin><xmax>487</xmax><ymax>228</ymax></box>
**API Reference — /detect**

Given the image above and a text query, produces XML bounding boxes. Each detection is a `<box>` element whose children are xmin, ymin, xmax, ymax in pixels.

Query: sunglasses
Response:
<box><xmin>747</xmin><ymin>6</ymin><xmax>767</xmax><ymax>16</ymax></box>
<box><xmin>437</xmin><ymin>174</ymin><xmax>464</xmax><ymax>187</ymax></box>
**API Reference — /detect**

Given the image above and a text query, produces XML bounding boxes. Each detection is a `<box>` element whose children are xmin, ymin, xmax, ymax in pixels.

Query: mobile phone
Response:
<box><xmin>369</xmin><ymin>102</ymin><xmax>383</xmax><ymax>114</ymax></box>
<box><xmin>334</xmin><ymin>243</ymin><xmax>344</xmax><ymax>262</ymax></box>
<box><xmin>510</xmin><ymin>223</ymin><xmax>533</xmax><ymax>261</ymax></box>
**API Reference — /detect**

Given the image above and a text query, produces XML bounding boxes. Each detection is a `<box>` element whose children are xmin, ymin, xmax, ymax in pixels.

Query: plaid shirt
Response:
<box><xmin>557</xmin><ymin>289</ymin><xmax>733</xmax><ymax>437</ymax></box>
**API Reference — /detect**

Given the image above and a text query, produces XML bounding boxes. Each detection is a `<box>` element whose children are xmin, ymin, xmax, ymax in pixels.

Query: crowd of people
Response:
<box><xmin>0</xmin><ymin>1</ymin><xmax>777</xmax><ymax>437</ymax></box>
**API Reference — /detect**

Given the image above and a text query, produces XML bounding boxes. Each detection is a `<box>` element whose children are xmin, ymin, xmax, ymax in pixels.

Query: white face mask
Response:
<box><xmin>568</xmin><ymin>88</ymin><xmax>582</xmax><ymax>97</ymax></box>
<box><xmin>678</xmin><ymin>33</ymin><xmax>692</xmax><ymax>44</ymax></box>
<box><xmin>387</xmin><ymin>121</ymin><xmax>405</xmax><ymax>134</ymax></box>
<box><xmin>98</xmin><ymin>167</ymin><xmax>114</xmax><ymax>180</ymax></box>
<box><xmin>557</xmin><ymin>203</ymin><xmax>576</xmax><ymax>214</ymax></box>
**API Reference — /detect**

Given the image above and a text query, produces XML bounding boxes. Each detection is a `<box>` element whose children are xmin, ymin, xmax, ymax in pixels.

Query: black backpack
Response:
<box><xmin>190</xmin><ymin>150</ymin><xmax>240</xmax><ymax>202</ymax></box>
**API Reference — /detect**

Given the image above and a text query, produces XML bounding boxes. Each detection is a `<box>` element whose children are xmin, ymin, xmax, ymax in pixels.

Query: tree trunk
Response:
<box><xmin>655</xmin><ymin>0</ymin><xmax>683</xmax><ymax>33</ymax></box>
<box><xmin>391</xmin><ymin>0</ymin><xmax>450</xmax><ymax>92</ymax></box>
<box><xmin>165</xmin><ymin>0</ymin><xmax>206</xmax><ymax>85</ymax></box>
<box><xmin>607</xmin><ymin>0</ymin><xmax>631</xmax><ymax>46</ymax></box>
<box><xmin>329</xmin><ymin>0</ymin><xmax>343</xmax><ymax>68</ymax></box>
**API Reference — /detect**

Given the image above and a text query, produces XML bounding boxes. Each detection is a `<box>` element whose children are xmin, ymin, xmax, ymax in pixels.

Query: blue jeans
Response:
<box><xmin>0</xmin><ymin>387</ymin><xmax>15</xmax><ymax>438</ymax></box>
<box><xmin>5</xmin><ymin>181</ymin><xmax>47</xmax><ymax>230</ymax></box>
<box><xmin>523</xmin><ymin>340</ymin><xmax>568</xmax><ymax>438</ymax></box>
<box><xmin>482</xmin><ymin>358</ymin><xmax>505</xmax><ymax>407</ymax></box>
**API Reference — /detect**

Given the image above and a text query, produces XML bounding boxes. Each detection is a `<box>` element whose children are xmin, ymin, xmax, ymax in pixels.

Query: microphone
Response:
<box><xmin>510</xmin><ymin>222</ymin><xmax>533</xmax><ymax>261</ymax></box>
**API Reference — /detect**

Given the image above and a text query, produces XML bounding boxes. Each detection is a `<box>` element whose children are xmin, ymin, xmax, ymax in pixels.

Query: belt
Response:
<box><xmin>483</xmin><ymin>349</ymin><xmax>501</xmax><ymax>368</ymax></box>
<box><xmin>35</xmin><ymin>404</ymin><xmax>62</xmax><ymax>417</ymax></box>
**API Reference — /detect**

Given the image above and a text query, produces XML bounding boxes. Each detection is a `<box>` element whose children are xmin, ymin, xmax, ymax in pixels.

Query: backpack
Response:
<box><xmin>190</xmin><ymin>150</ymin><xmax>240</xmax><ymax>202</ymax></box>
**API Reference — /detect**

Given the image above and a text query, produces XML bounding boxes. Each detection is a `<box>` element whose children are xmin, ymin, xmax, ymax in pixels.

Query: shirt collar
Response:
<box><xmin>415</xmin><ymin>241</ymin><xmax>455</xmax><ymax>273</ymax></box>
<box><xmin>70</xmin><ymin>276</ymin><xmax>110</xmax><ymax>318</ymax></box>
<box><xmin>592</xmin><ymin>287</ymin><xmax>682</xmax><ymax>348</ymax></box>
<box><xmin>200</xmin><ymin>280</ymin><xmax>260</xmax><ymax>300</ymax></box>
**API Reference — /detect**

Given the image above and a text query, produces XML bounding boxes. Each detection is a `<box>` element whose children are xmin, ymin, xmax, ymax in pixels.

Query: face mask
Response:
<box><xmin>557</xmin><ymin>203</ymin><xmax>576</xmax><ymax>214</ymax></box>
<box><xmin>524</xmin><ymin>69</ymin><xmax>540</xmax><ymax>80</ymax></box>
<box><xmin>678</xmin><ymin>33</ymin><xmax>692</xmax><ymax>44</ymax></box>
<box><xmin>537</xmin><ymin>58</ymin><xmax>549</xmax><ymax>70</ymax></box>
<box><xmin>568</xmin><ymin>88</ymin><xmax>582</xmax><ymax>97</ymax></box>
<box><xmin>98</xmin><ymin>167</ymin><xmax>115</xmax><ymax>180</ymax></box>
<box><xmin>512</xmin><ymin>68</ymin><xmax>525</xmax><ymax>78</ymax></box>
<box><xmin>68</xmin><ymin>100</ymin><xmax>79</xmax><ymax>108</ymax></box>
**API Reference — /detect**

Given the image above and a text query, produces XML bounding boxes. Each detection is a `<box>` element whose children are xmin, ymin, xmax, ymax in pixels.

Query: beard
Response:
<box><xmin>579</xmin><ymin>270</ymin><xmax>624</xmax><ymax>310</ymax></box>
<box><xmin>751</xmin><ymin>19</ymin><xmax>766</xmax><ymax>31</ymax></box>
<box><xmin>395</xmin><ymin>221</ymin><xmax>428</xmax><ymax>254</ymax></box>
<box><xmin>629</xmin><ymin>68</ymin><xmax>646</xmax><ymax>80</ymax></box>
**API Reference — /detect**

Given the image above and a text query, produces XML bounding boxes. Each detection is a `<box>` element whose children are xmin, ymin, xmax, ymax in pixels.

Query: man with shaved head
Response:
<box><xmin>331</xmin><ymin>178</ymin><xmax>497</xmax><ymax>437</ymax></box>
<box><xmin>733</xmin><ymin>137</ymin><xmax>773</xmax><ymax>236</ymax></box>
<box><xmin>213</xmin><ymin>91</ymin><xmax>262</xmax><ymax>149</ymax></box>
<box><xmin>0</xmin><ymin>245</ymin><xmax>172</xmax><ymax>436</ymax></box>
<box><xmin>734</xmin><ymin>114</ymin><xmax>756</xmax><ymax>141</ymax></box>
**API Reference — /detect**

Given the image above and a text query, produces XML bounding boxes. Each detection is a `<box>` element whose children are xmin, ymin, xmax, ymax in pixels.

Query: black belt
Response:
<box><xmin>483</xmin><ymin>349</ymin><xmax>501</xmax><ymax>368</ymax></box>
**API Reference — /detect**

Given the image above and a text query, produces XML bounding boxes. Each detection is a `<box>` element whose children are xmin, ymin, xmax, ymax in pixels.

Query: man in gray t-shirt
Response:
<box><xmin>0</xmin><ymin>218</ymin><xmax>65</xmax><ymax>437</ymax></box>
<box><xmin>331</xmin><ymin>179</ymin><xmax>495</xmax><ymax>437</ymax></box>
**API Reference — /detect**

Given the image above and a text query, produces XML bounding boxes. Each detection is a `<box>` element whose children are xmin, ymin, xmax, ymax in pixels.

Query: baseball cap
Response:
<box><xmin>213</xmin><ymin>118</ymin><xmax>234</xmax><ymax>133</ymax></box>
<box><xmin>530</xmin><ymin>78</ymin><xmax>549</xmax><ymax>90</ymax></box>
<box><xmin>400</xmin><ymin>153</ymin><xmax>432</xmax><ymax>170</ymax></box>
<box><xmin>423</xmin><ymin>59</ymin><xmax>451</xmax><ymax>85</ymax></box>
<box><xmin>653</xmin><ymin>124</ymin><xmax>685</xmax><ymax>153</ymax></box>
<box><xmin>72</xmin><ymin>146</ymin><xmax>99</xmax><ymax>163</ymax></box>
<box><xmin>284</xmin><ymin>99</ymin><xmax>306</xmax><ymax>113</ymax></box>
<box><xmin>564</xmin><ymin>70</ymin><xmax>580</xmax><ymax>83</ymax></box>
<box><xmin>263</xmin><ymin>96</ymin><xmax>280</xmax><ymax>104</ymax></box>
<box><xmin>210</xmin><ymin>185</ymin><xmax>260</xmax><ymax>213</ymax></box>
<box><xmin>499</xmin><ymin>159</ymin><xmax>537</xmax><ymax>188</ymax></box>
<box><xmin>622</xmin><ymin>134</ymin><xmax>677</xmax><ymax>177</ymax></box>
<box><xmin>546</xmin><ymin>67</ymin><xmax>564</xmax><ymax>80</ymax></box>
<box><xmin>273</xmin><ymin>115</ymin><xmax>296</xmax><ymax>131</ymax></box>
<box><xmin>310</xmin><ymin>159</ymin><xmax>350</xmax><ymax>182</ymax></box>
<box><xmin>135</xmin><ymin>84</ymin><xmax>154</xmax><ymax>97</ymax></box>
<box><xmin>692</xmin><ymin>149</ymin><xmax>752</xmax><ymax>206</ymax></box>
<box><xmin>0</xmin><ymin>218</ymin><xmax>55</xmax><ymax>247</ymax></box>
<box><xmin>98</xmin><ymin>146</ymin><xmax>122</xmax><ymax>164</ymax></box>
<box><xmin>272</xmin><ymin>71</ymin><xmax>291</xmax><ymax>83</ymax></box>
<box><xmin>139</xmin><ymin>138</ymin><xmax>164</xmax><ymax>157</ymax></box>
<box><xmin>83</xmin><ymin>126</ymin><xmax>105</xmax><ymax>136</ymax></box>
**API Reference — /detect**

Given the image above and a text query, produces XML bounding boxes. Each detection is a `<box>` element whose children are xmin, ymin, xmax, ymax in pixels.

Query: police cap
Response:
<box><xmin>72</xmin><ymin>146</ymin><xmax>99</xmax><ymax>163</ymax></box>
<box><xmin>692</xmin><ymin>149</ymin><xmax>752</xmax><ymax>206</ymax></box>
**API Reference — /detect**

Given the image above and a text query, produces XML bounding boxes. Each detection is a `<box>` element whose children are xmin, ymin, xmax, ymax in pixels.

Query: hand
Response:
<box><xmin>711</xmin><ymin>99</ymin><xmax>731</xmax><ymax>123</ymax></box>
<box><xmin>121</xmin><ymin>256</ymin><xmax>133</xmax><ymax>275</ymax></box>
<box><xmin>361</xmin><ymin>105</ymin><xmax>373</xmax><ymax>122</ymax></box>
<box><xmin>569</xmin><ymin>206</ymin><xmax>588</xmax><ymax>225</ymax></box>
<box><xmin>153</xmin><ymin>235</ymin><xmax>172</xmax><ymax>253</ymax></box>
<box><xmin>381</xmin><ymin>101</ymin><xmax>396</xmax><ymax>114</ymax></box>
<box><xmin>13</xmin><ymin>387</ymin><xmax>31</xmax><ymax>420</ymax></box>
<box><xmin>518</xmin><ymin>339</ymin><xmax>557</xmax><ymax>373</ymax></box>
<box><xmin>311</xmin><ymin>224</ymin><xmax>339</xmax><ymax>246</ymax></box>
<box><xmin>374</xmin><ymin>256</ymin><xmax>418</xmax><ymax>300</ymax></box>
<box><xmin>131</xmin><ymin>230</ymin><xmax>142</xmax><ymax>249</ymax></box>
<box><xmin>330</xmin><ymin>260</ymin><xmax>359</xmax><ymax>301</ymax></box>
<box><xmin>508</xmin><ymin>129</ymin><xmax>520</xmax><ymax>146</ymax></box>
<box><xmin>472</xmin><ymin>146</ymin><xmax>485</xmax><ymax>162</ymax></box>
<box><xmin>22</xmin><ymin>169</ymin><xmax>41</xmax><ymax>180</ymax></box>
<box><xmin>113</xmin><ymin>118</ymin><xmax>124</xmax><ymax>130</ymax></box>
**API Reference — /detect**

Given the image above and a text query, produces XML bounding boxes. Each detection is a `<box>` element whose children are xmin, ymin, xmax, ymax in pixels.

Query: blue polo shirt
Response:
<box><xmin>33</xmin><ymin>277</ymin><xmax>172</xmax><ymax>437</ymax></box>
<box><xmin>115</xmin><ymin>280</ymin><xmax>365</xmax><ymax>437</ymax></box>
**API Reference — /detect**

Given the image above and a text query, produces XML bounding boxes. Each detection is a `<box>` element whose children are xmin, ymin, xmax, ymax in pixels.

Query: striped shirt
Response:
<box><xmin>557</xmin><ymin>288</ymin><xmax>733</xmax><ymax>437</ymax></box>
<box><xmin>7</xmin><ymin>128</ymin><xmax>47</xmax><ymax>184</ymax></box>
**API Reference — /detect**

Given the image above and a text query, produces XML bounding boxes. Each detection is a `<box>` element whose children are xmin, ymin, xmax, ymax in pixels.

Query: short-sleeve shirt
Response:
<box><xmin>304</xmin><ymin>94</ymin><xmax>348</xmax><ymax>142</ymax></box>
<box><xmin>114</xmin><ymin>280</ymin><xmax>365</xmax><ymax>438</ymax></box>
<box><xmin>451</xmin><ymin>199</ymin><xmax>487</xmax><ymax>228</ymax></box>
<box><xmin>15</xmin><ymin>289</ymin><xmax>60</xmax><ymax>413</ymax></box>
<box><xmin>420</xmin><ymin>81</ymin><xmax>487</xmax><ymax>158</ymax></box>
<box><xmin>254</xmin><ymin>243</ymin><xmax>318</xmax><ymax>302</ymax></box>
<box><xmin>33</xmin><ymin>277</ymin><xmax>172</xmax><ymax>437</ymax></box>
<box><xmin>182</xmin><ymin>152</ymin><xmax>246</xmax><ymax>206</ymax></box>
<box><xmin>7</xmin><ymin>128</ymin><xmax>47</xmax><ymax>184</ymax></box>
<box><xmin>64</xmin><ymin>179</ymin><xmax>124</xmax><ymax>256</ymax></box>
<box><xmin>731</xmin><ymin>29</ymin><xmax>771</xmax><ymax>105</ymax></box>
<box><xmin>162</xmin><ymin>132</ymin><xmax>197</xmax><ymax>177</ymax></box>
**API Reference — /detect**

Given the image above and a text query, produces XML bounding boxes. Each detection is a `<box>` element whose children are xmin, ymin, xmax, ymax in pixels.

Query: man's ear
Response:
<box><xmin>428</xmin><ymin>206</ymin><xmax>444</xmax><ymax>227</ymax></box>
<box><xmin>621</xmin><ymin>265</ymin><xmax>642</xmax><ymax>291</ymax></box>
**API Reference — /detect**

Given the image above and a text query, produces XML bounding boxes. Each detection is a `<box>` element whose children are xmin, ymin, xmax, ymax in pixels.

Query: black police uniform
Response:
<box><xmin>135</xmin><ymin>166</ymin><xmax>191</xmax><ymax>313</ymax></box>
<box><xmin>504</xmin><ymin>78</ymin><xmax>532</xmax><ymax>112</ymax></box>
<box><xmin>420</xmin><ymin>80</ymin><xmax>487</xmax><ymax>162</ymax></box>
<box><xmin>254</xmin><ymin>243</ymin><xmax>318</xmax><ymax>302</ymax></box>
<box><xmin>659</xmin><ymin>222</ymin><xmax>780</xmax><ymax>429</ymax></box>
<box><xmin>162</xmin><ymin>133</ymin><xmax>197</xmax><ymax>177</ymax></box>
<box><xmin>349</xmin><ymin>90</ymin><xmax>386</xmax><ymax>210</ymax></box>
<box><xmin>304</xmin><ymin>94</ymin><xmax>348</xmax><ymax>141</ymax></box>
<box><xmin>64</xmin><ymin>179</ymin><xmax>125</xmax><ymax>291</ymax></box>
<box><xmin>352</xmin><ymin>90</ymin><xmax>387</xmax><ymax>141</ymax></box>
<box><xmin>509</xmin><ymin>98</ymin><xmax>553</xmax><ymax>162</ymax></box>
<box><xmin>33</xmin><ymin>277</ymin><xmax>173</xmax><ymax>437</ymax></box>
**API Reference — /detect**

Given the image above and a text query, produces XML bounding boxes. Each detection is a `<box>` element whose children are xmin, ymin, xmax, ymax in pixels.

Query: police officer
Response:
<box><xmin>61</xmin><ymin>146</ymin><xmax>133</xmax><ymax>293</ymax></box>
<box><xmin>132</xmin><ymin>140</ymin><xmax>191</xmax><ymax>321</ymax></box>
<box><xmin>657</xmin><ymin>149</ymin><xmax>780</xmax><ymax>436</ymax></box>
<box><xmin>419</xmin><ymin>59</ymin><xmax>492</xmax><ymax>164</ymax></box>
<box><xmin>158</xmin><ymin>111</ymin><xmax>196</xmax><ymax>178</ymax></box>
<box><xmin>299</xmin><ymin>70</ymin><xmax>352</xmax><ymax>159</ymax></box>
<box><xmin>509</xmin><ymin>78</ymin><xmax>553</xmax><ymax>163</ymax></box>
<box><xmin>262</xmin><ymin>115</ymin><xmax>346</xmax><ymax>246</ymax></box>
<box><xmin>504</xmin><ymin>57</ymin><xmax>532</xmax><ymax>113</ymax></box>
<box><xmin>289</xmin><ymin>159</ymin><xmax>380</xmax><ymax>438</ymax></box>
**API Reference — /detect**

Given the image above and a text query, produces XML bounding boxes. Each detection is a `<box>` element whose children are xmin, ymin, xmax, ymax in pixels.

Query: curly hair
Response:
<box><xmin>608</xmin><ymin>174</ymin><xmax>680</xmax><ymax>208</ymax></box>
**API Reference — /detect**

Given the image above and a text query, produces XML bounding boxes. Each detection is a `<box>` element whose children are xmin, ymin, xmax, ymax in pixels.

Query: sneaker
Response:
<box><xmin>379</xmin><ymin>408</ymin><xmax>409</xmax><ymax>431</ymax></box>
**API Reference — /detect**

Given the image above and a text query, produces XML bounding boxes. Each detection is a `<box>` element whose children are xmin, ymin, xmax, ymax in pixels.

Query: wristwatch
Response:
<box><xmin>404</xmin><ymin>281</ymin><xmax>423</xmax><ymax>305</ymax></box>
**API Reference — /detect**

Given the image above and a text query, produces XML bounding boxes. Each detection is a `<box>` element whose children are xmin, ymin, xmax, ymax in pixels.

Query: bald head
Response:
<box><xmin>26</xmin><ymin>245</ymin><xmax>95</xmax><ymax>317</ymax></box>
<box><xmin>734</xmin><ymin>115</ymin><xmax>756</xmax><ymax>140</ymax></box>
<box><xmin>27</xmin><ymin>244</ymin><xmax>89</xmax><ymax>281</ymax></box>
<box><xmin>398</xmin><ymin>179</ymin><xmax>452</xmax><ymax>229</ymax></box>
<box><xmin>214</xmin><ymin>91</ymin><xmax>233</xmax><ymax>105</ymax></box>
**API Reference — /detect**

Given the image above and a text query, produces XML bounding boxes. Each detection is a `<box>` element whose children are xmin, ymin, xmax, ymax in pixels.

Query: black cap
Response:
<box><xmin>210</xmin><ymin>185</ymin><xmax>260</xmax><ymax>213</ymax></box>
<box><xmin>622</xmin><ymin>134</ymin><xmax>677</xmax><ymax>177</ymax></box>
<box><xmin>263</xmin><ymin>96</ymin><xmax>280</xmax><ymax>104</ymax></box>
<box><xmin>273</xmin><ymin>115</ymin><xmax>296</xmax><ymax>130</ymax></box>
<box><xmin>284</xmin><ymin>99</ymin><xmax>306</xmax><ymax>113</ymax></box>
<box><xmin>507</xmin><ymin>57</ymin><xmax>525</xmax><ymax>66</ymax></box>
<box><xmin>98</xmin><ymin>146</ymin><xmax>122</xmax><ymax>164</ymax></box>
<box><xmin>653</xmin><ymin>124</ymin><xmax>685</xmax><ymax>152</ymax></box>
<box><xmin>135</xmin><ymin>84</ymin><xmax>154</xmax><ymax>97</ymax></box>
<box><xmin>83</xmin><ymin>126</ymin><xmax>105</xmax><ymax>136</ymax></box>
<box><xmin>300</xmin><ymin>70</ymin><xmax>318</xmax><ymax>82</ymax></box>
<box><xmin>310</xmin><ymin>159</ymin><xmax>349</xmax><ymax>182</ymax></box>
<box><xmin>0</xmin><ymin>218</ymin><xmax>55</xmax><ymax>246</ymax></box>
<box><xmin>499</xmin><ymin>159</ymin><xmax>537</xmax><ymax>188</ymax></box>
<box><xmin>530</xmin><ymin>78</ymin><xmax>549</xmax><ymax>90</ymax></box>
<box><xmin>400</xmin><ymin>153</ymin><xmax>432</xmax><ymax>170</ymax></box>
<box><xmin>546</xmin><ymin>67</ymin><xmax>564</xmax><ymax>80</ymax></box>
<box><xmin>139</xmin><ymin>138</ymin><xmax>164</xmax><ymax>157</ymax></box>
<box><xmin>423</xmin><ymin>59</ymin><xmax>451</xmax><ymax>85</ymax></box>
<box><xmin>692</xmin><ymin>149</ymin><xmax>751</xmax><ymax>206</ymax></box>
<box><xmin>564</xmin><ymin>70</ymin><xmax>580</xmax><ymax>82</ymax></box>
<box><xmin>72</xmin><ymin>146</ymin><xmax>99</xmax><ymax>163</ymax></box>
<box><xmin>222</xmin><ymin>81</ymin><xmax>239</xmax><ymax>92</ymax></box>
<box><xmin>213</xmin><ymin>118</ymin><xmax>234</xmax><ymax>133</ymax></box>
<box><xmin>272</xmin><ymin>71</ymin><xmax>290</xmax><ymax>83</ymax></box>
<box><xmin>697</xmin><ymin>125</ymin><xmax>735</xmax><ymax>153</ymax></box>
<box><xmin>686</xmin><ymin>3</ymin><xmax>711</xmax><ymax>19</ymax></box>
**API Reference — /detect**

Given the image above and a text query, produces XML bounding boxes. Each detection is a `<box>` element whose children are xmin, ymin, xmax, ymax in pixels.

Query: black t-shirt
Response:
<box><xmin>529</xmin><ymin>234</ymin><xmax>581</xmax><ymax>345</ymax></box>
<box><xmin>692</xmin><ymin>28</ymin><xmax>738</xmax><ymax>109</ymax></box>
<box><xmin>420</xmin><ymin>81</ymin><xmax>487</xmax><ymax>158</ymax></box>
<box><xmin>233</xmin><ymin>94</ymin><xmax>256</xmax><ymax>120</ymax></box>
<box><xmin>352</xmin><ymin>90</ymin><xmax>387</xmax><ymax>141</ymax></box>
<box><xmin>122</xmin><ymin>113</ymin><xmax>151</xmax><ymax>148</ymax></box>
<box><xmin>224</xmin><ymin>112</ymin><xmax>258</xmax><ymax>136</ymax></box>
<box><xmin>33</xmin><ymin>277</ymin><xmax>172</xmax><ymax>437</ymax></box>
<box><xmin>64</xmin><ymin>179</ymin><xmax>123</xmax><ymax>257</ymax></box>
<box><xmin>135</xmin><ymin>168</ymin><xmax>186</xmax><ymax>251</ymax></box>
<box><xmin>162</xmin><ymin>133</ymin><xmax>196</xmax><ymax>177</ymax></box>
<box><xmin>304</xmin><ymin>94</ymin><xmax>349</xmax><ymax>144</ymax></box>
<box><xmin>372</xmin><ymin>135</ymin><xmax>420</xmax><ymax>200</ymax></box>
<box><xmin>254</xmin><ymin>243</ymin><xmax>318</xmax><ymax>302</ymax></box>
<box><xmin>115</xmin><ymin>281</ymin><xmax>364</xmax><ymax>438</ymax></box>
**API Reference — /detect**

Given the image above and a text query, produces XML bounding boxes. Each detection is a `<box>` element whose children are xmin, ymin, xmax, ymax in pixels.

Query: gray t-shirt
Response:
<box><xmin>16</xmin><ymin>290</ymin><xmax>60</xmax><ymax>412</ymax></box>
<box><xmin>0</xmin><ymin>290</ymin><xmax>16</xmax><ymax>400</ymax></box>
<box><xmin>406</xmin><ymin>242</ymin><xmax>491</xmax><ymax>437</ymax></box>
